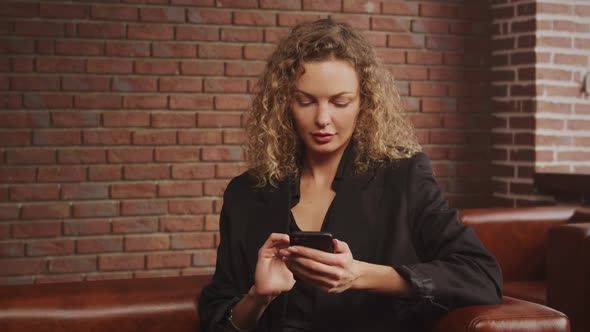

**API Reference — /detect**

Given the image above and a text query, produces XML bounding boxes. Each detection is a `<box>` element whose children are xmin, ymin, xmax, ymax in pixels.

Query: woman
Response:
<box><xmin>200</xmin><ymin>19</ymin><xmax>502</xmax><ymax>332</ymax></box>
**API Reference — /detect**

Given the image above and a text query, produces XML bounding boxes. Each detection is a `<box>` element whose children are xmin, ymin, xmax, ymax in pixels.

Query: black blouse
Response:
<box><xmin>199</xmin><ymin>143</ymin><xmax>503</xmax><ymax>332</ymax></box>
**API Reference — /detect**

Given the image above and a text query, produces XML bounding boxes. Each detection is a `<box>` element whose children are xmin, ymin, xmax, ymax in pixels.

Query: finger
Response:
<box><xmin>333</xmin><ymin>239</ymin><xmax>351</xmax><ymax>254</ymax></box>
<box><xmin>286</xmin><ymin>259</ymin><xmax>342</xmax><ymax>291</ymax></box>
<box><xmin>261</xmin><ymin>233</ymin><xmax>290</xmax><ymax>249</ymax></box>
<box><xmin>287</xmin><ymin>255</ymin><xmax>342</xmax><ymax>281</ymax></box>
<box><xmin>288</xmin><ymin>245</ymin><xmax>341</xmax><ymax>266</ymax></box>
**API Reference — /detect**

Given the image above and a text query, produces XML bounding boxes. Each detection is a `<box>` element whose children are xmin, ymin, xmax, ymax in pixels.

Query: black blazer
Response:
<box><xmin>200</xmin><ymin>149</ymin><xmax>503</xmax><ymax>332</ymax></box>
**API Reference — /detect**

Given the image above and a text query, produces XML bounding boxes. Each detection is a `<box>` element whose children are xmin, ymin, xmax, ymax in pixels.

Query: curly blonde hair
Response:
<box><xmin>246</xmin><ymin>19</ymin><xmax>420</xmax><ymax>187</ymax></box>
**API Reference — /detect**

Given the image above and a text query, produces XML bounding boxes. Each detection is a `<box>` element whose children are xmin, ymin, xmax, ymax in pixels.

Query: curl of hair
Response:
<box><xmin>246</xmin><ymin>19</ymin><xmax>421</xmax><ymax>187</ymax></box>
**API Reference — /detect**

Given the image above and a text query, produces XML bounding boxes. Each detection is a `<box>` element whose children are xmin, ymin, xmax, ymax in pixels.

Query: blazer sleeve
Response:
<box><xmin>394</xmin><ymin>153</ymin><xmax>503</xmax><ymax>319</ymax></box>
<box><xmin>198</xmin><ymin>180</ymin><xmax>244</xmax><ymax>332</ymax></box>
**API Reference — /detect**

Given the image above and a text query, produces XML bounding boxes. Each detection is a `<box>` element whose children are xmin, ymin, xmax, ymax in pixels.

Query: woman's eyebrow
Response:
<box><xmin>294</xmin><ymin>89</ymin><xmax>356</xmax><ymax>98</ymax></box>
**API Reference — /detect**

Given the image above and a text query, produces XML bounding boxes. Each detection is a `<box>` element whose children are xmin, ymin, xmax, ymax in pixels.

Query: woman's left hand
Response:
<box><xmin>281</xmin><ymin>239</ymin><xmax>361</xmax><ymax>293</ymax></box>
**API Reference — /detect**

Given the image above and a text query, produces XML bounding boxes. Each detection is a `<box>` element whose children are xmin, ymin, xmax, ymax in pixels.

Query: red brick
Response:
<box><xmin>187</xmin><ymin>9</ymin><xmax>231</xmax><ymax>24</ymax></box>
<box><xmin>36</xmin><ymin>58</ymin><xmax>84</xmax><ymax>73</ymax></box>
<box><xmin>155</xmin><ymin>147</ymin><xmax>200</xmax><ymax>162</ymax></box>
<box><xmin>302</xmin><ymin>0</ymin><xmax>340</xmax><ymax>10</ymax></box>
<box><xmin>192</xmin><ymin>250</ymin><xmax>217</xmax><ymax>266</ymax></box>
<box><xmin>152</xmin><ymin>42</ymin><xmax>196</xmax><ymax>58</ymax></box>
<box><xmin>6</xmin><ymin>149</ymin><xmax>55</xmax><ymax>165</ymax></box>
<box><xmin>11</xmin><ymin>77</ymin><xmax>59</xmax><ymax>91</ymax></box>
<box><xmin>123</xmin><ymin>95</ymin><xmax>168</xmax><ymax>110</ymax></box>
<box><xmin>555</xmin><ymin>54</ymin><xmax>587</xmax><ymax>66</ymax></box>
<box><xmin>14</xmin><ymin>21</ymin><xmax>64</xmax><ymax>37</ymax></box>
<box><xmin>128</xmin><ymin>24</ymin><xmax>173</xmax><ymax>40</ymax></box>
<box><xmin>199</xmin><ymin>44</ymin><xmax>242</xmax><ymax>59</ymax></box>
<box><xmin>79</xmin><ymin>23</ymin><xmax>126</xmax><ymax>39</ymax></box>
<box><xmin>175</xmin><ymin>26</ymin><xmax>218</xmax><ymax>42</ymax></box>
<box><xmin>32</xmin><ymin>130</ymin><xmax>80</xmax><ymax>146</ymax></box>
<box><xmin>106</xmin><ymin>42</ymin><xmax>150</xmax><ymax>57</ymax></box>
<box><xmin>0</xmin><ymin>39</ymin><xmax>35</xmax><ymax>54</ymax></box>
<box><xmin>169</xmin><ymin>233</ymin><xmax>214</xmax><ymax>250</ymax></box>
<box><xmin>147</xmin><ymin>252</ymin><xmax>191</xmax><ymax>269</ymax></box>
<box><xmin>55</xmin><ymin>40</ymin><xmax>103</xmax><ymax>56</ymax></box>
<box><xmin>203</xmin><ymin>180</ymin><xmax>229</xmax><ymax>196</ymax></box>
<box><xmin>61</xmin><ymin>184</ymin><xmax>108</xmax><ymax>200</ymax></box>
<box><xmin>72</xmin><ymin>202</ymin><xmax>119</xmax><ymax>218</ymax></box>
<box><xmin>48</xmin><ymin>256</ymin><xmax>97</xmax><ymax>273</ymax></box>
<box><xmin>420</xmin><ymin>3</ymin><xmax>456</xmax><ymax>18</ymax></box>
<box><xmin>169</xmin><ymin>95</ymin><xmax>212</xmax><ymax>110</ymax></box>
<box><xmin>169</xmin><ymin>198</ymin><xmax>213</xmax><ymax>214</ymax></box>
<box><xmin>124</xmin><ymin>165</ymin><xmax>169</xmax><ymax>180</ymax></box>
<box><xmin>76</xmin><ymin>237</ymin><xmax>123</xmax><ymax>254</ymax></box>
<box><xmin>160</xmin><ymin>216</ymin><xmax>204</xmax><ymax>232</ymax></box>
<box><xmin>159</xmin><ymin>77</ymin><xmax>202</xmax><ymax>92</ymax></box>
<box><xmin>140</xmin><ymin>7</ymin><xmax>185</xmax><ymax>22</ymax></box>
<box><xmin>421</xmin><ymin>98</ymin><xmax>458</xmax><ymax>113</ymax></box>
<box><xmin>151</xmin><ymin>113</ymin><xmax>195</xmax><ymax>128</ymax></box>
<box><xmin>410</xmin><ymin>83</ymin><xmax>446</xmax><ymax>97</ymax></box>
<box><xmin>172</xmin><ymin>164</ymin><xmax>215</xmax><ymax>179</ymax></box>
<box><xmin>201</xmin><ymin>147</ymin><xmax>244</xmax><ymax>161</ymax></box>
<box><xmin>12</xmin><ymin>221</ymin><xmax>61</xmax><ymax>238</ymax></box>
<box><xmin>0</xmin><ymin>130</ymin><xmax>30</xmax><ymax>146</ymax></box>
<box><xmin>180</xmin><ymin>61</ymin><xmax>224</xmax><ymax>76</ymax></box>
<box><xmin>158</xmin><ymin>182</ymin><xmax>203</xmax><ymax>198</ymax></box>
<box><xmin>277</xmin><ymin>13</ymin><xmax>322</xmax><ymax>27</ymax></box>
<box><xmin>0</xmin><ymin>205</ymin><xmax>19</xmax><ymax>220</ymax></box>
<box><xmin>84</xmin><ymin>130</ymin><xmax>131</xmax><ymax>145</ymax></box>
<box><xmin>387</xmin><ymin>34</ymin><xmax>424</xmax><ymax>49</ymax></box>
<box><xmin>0</xmin><ymin>242</ymin><xmax>25</xmax><ymax>258</ymax></box>
<box><xmin>57</xmin><ymin>149</ymin><xmax>106</xmax><ymax>164</ymax></box>
<box><xmin>38</xmin><ymin>166</ymin><xmax>85</xmax><ymax>182</ymax></box>
<box><xmin>0</xmin><ymin>258</ymin><xmax>46</xmax><ymax>276</ymax></box>
<box><xmin>113</xmin><ymin>77</ymin><xmax>158</xmax><ymax>92</ymax></box>
<box><xmin>64</xmin><ymin>219</ymin><xmax>111</xmax><ymax>236</ymax></box>
<box><xmin>132</xmin><ymin>130</ymin><xmax>176</xmax><ymax>145</ymax></box>
<box><xmin>342</xmin><ymin>0</ymin><xmax>380</xmax><ymax>13</ymax></box>
<box><xmin>21</xmin><ymin>202</ymin><xmax>70</xmax><ymax>219</ymax></box>
<box><xmin>407</xmin><ymin>51</ymin><xmax>442</xmax><ymax>65</ymax></box>
<box><xmin>264</xmin><ymin>28</ymin><xmax>290</xmax><ymax>43</ymax></box>
<box><xmin>125</xmin><ymin>235</ymin><xmax>170</xmax><ymax>251</ymax></box>
<box><xmin>62</xmin><ymin>77</ymin><xmax>109</xmax><ymax>92</ymax></box>
<box><xmin>382</xmin><ymin>2</ymin><xmax>417</xmax><ymax>15</ymax></box>
<box><xmin>0</xmin><ymin>2</ymin><xmax>39</xmax><ymax>17</ymax></box>
<box><xmin>88</xmin><ymin>165</ymin><xmax>121</xmax><ymax>181</ymax></box>
<box><xmin>233</xmin><ymin>11</ymin><xmax>275</xmax><ymax>26</ymax></box>
<box><xmin>10</xmin><ymin>185</ymin><xmax>60</xmax><ymax>201</ymax></box>
<box><xmin>111</xmin><ymin>183</ymin><xmax>157</xmax><ymax>199</ymax></box>
<box><xmin>204</xmin><ymin>78</ymin><xmax>248</xmax><ymax>93</ymax></box>
<box><xmin>225</xmin><ymin>62</ymin><xmax>266</xmax><ymax>77</ymax></box>
<box><xmin>52</xmin><ymin>112</ymin><xmax>100</xmax><ymax>128</ymax></box>
<box><xmin>198</xmin><ymin>113</ymin><xmax>241</xmax><ymax>128</ymax></box>
<box><xmin>27</xmin><ymin>239</ymin><xmax>74</xmax><ymax>256</ymax></box>
<box><xmin>408</xmin><ymin>114</ymin><xmax>442</xmax><ymax>129</ymax></box>
<box><xmin>112</xmin><ymin>217</ymin><xmax>158</xmax><ymax>234</ymax></box>
<box><xmin>103</xmin><ymin>112</ymin><xmax>150</xmax><ymax>128</ymax></box>
<box><xmin>107</xmin><ymin>148</ymin><xmax>153</xmax><ymax>163</ymax></box>
<box><xmin>0</xmin><ymin>167</ymin><xmax>36</xmax><ymax>183</ymax></box>
<box><xmin>99</xmin><ymin>254</ymin><xmax>145</xmax><ymax>271</ymax></box>
<box><xmin>178</xmin><ymin>130</ymin><xmax>222</xmax><ymax>145</ymax></box>
<box><xmin>371</xmin><ymin>17</ymin><xmax>410</xmax><ymax>32</ymax></box>
<box><xmin>75</xmin><ymin>95</ymin><xmax>122</xmax><ymax>110</ymax></box>
<box><xmin>134</xmin><ymin>60</ymin><xmax>178</xmax><ymax>75</ymax></box>
<box><xmin>411</xmin><ymin>20</ymin><xmax>449</xmax><ymax>34</ymax></box>
<box><xmin>221</xmin><ymin>28</ymin><xmax>263</xmax><ymax>42</ymax></box>
<box><xmin>243</xmin><ymin>44</ymin><xmax>275</xmax><ymax>60</ymax></box>
<box><xmin>216</xmin><ymin>163</ymin><xmax>247</xmax><ymax>178</ymax></box>
<box><xmin>426</xmin><ymin>36</ymin><xmax>464</xmax><ymax>50</ymax></box>
<box><xmin>92</xmin><ymin>5</ymin><xmax>138</xmax><ymax>21</ymax></box>
<box><xmin>260</xmin><ymin>0</ymin><xmax>301</xmax><ymax>10</ymax></box>
<box><xmin>86</xmin><ymin>58</ymin><xmax>132</xmax><ymax>74</ymax></box>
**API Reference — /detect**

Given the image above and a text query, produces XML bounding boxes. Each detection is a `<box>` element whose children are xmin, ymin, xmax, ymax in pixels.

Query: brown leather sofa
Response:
<box><xmin>0</xmin><ymin>274</ymin><xmax>569</xmax><ymax>332</ymax></box>
<box><xmin>460</xmin><ymin>206</ymin><xmax>590</xmax><ymax>332</ymax></box>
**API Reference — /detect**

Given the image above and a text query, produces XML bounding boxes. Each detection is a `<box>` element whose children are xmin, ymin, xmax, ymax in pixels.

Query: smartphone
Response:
<box><xmin>289</xmin><ymin>231</ymin><xmax>334</xmax><ymax>253</ymax></box>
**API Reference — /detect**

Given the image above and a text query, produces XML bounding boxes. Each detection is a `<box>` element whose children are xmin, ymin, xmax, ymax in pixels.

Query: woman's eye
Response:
<box><xmin>296</xmin><ymin>99</ymin><xmax>314</xmax><ymax>107</ymax></box>
<box><xmin>333</xmin><ymin>101</ymin><xmax>349</xmax><ymax>108</ymax></box>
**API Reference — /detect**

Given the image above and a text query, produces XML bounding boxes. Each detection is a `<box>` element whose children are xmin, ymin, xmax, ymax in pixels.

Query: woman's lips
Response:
<box><xmin>312</xmin><ymin>133</ymin><xmax>334</xmax><ymax>144</ymax></box>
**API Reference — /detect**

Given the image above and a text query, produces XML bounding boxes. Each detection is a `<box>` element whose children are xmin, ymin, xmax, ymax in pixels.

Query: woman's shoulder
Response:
<box><xmin>378</xmin><ymin>151</ymin><xmax>431</xmax><ymax>174</ymax></box>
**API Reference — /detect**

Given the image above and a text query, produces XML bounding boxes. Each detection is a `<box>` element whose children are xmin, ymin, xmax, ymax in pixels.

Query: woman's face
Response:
<box><xmin>291</xmin><ymin>59</ymin><xmax>361</xmax><ymax>160</ymax></box>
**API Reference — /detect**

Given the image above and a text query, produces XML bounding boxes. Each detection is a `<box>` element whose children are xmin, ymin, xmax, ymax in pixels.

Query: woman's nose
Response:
<box><xmin>315</xmin><ymin>102</ymin><xmax>331</xmax><ymax>127</ymax></box>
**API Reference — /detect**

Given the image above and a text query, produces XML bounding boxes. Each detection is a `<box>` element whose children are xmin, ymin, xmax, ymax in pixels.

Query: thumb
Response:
<box><xmin>333</xmin><ymin>238</ymin><xmax>350</xmax><ymax>254</ymax></box>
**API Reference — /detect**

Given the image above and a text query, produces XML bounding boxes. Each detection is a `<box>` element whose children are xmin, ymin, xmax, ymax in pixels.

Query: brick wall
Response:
<box><xmin>490</xmin><ymin>0</ymin><xmax>590</xmax><ymax>207</ymax></box>
<box><xmin>0</xmin><ymin>0</ymin><xmax>491</xmax><ymax>284</ymax></box>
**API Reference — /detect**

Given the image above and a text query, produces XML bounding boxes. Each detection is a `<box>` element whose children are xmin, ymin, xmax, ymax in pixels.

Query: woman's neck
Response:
<box><xmin>301</xmin><ymin>146</ymin><xmax>347</xmax><ymax>187</ymax></box>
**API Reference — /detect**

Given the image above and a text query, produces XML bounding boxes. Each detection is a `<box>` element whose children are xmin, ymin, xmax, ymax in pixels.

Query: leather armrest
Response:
<box><xmin>547</xmin><ymin>222</ymin><xmax>590</xmax><ymax>332</ymax></box>
<box><xmin>430</xmin><ymin>296</ymin><xmax>569</xmax><ymax>332</ymax></box>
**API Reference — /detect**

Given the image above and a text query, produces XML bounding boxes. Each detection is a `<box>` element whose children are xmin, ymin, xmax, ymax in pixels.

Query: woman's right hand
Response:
<box><xmin>252</xmin><ymin>233</ymin><xmax>295</xmax><ymax>299</ymax></box>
